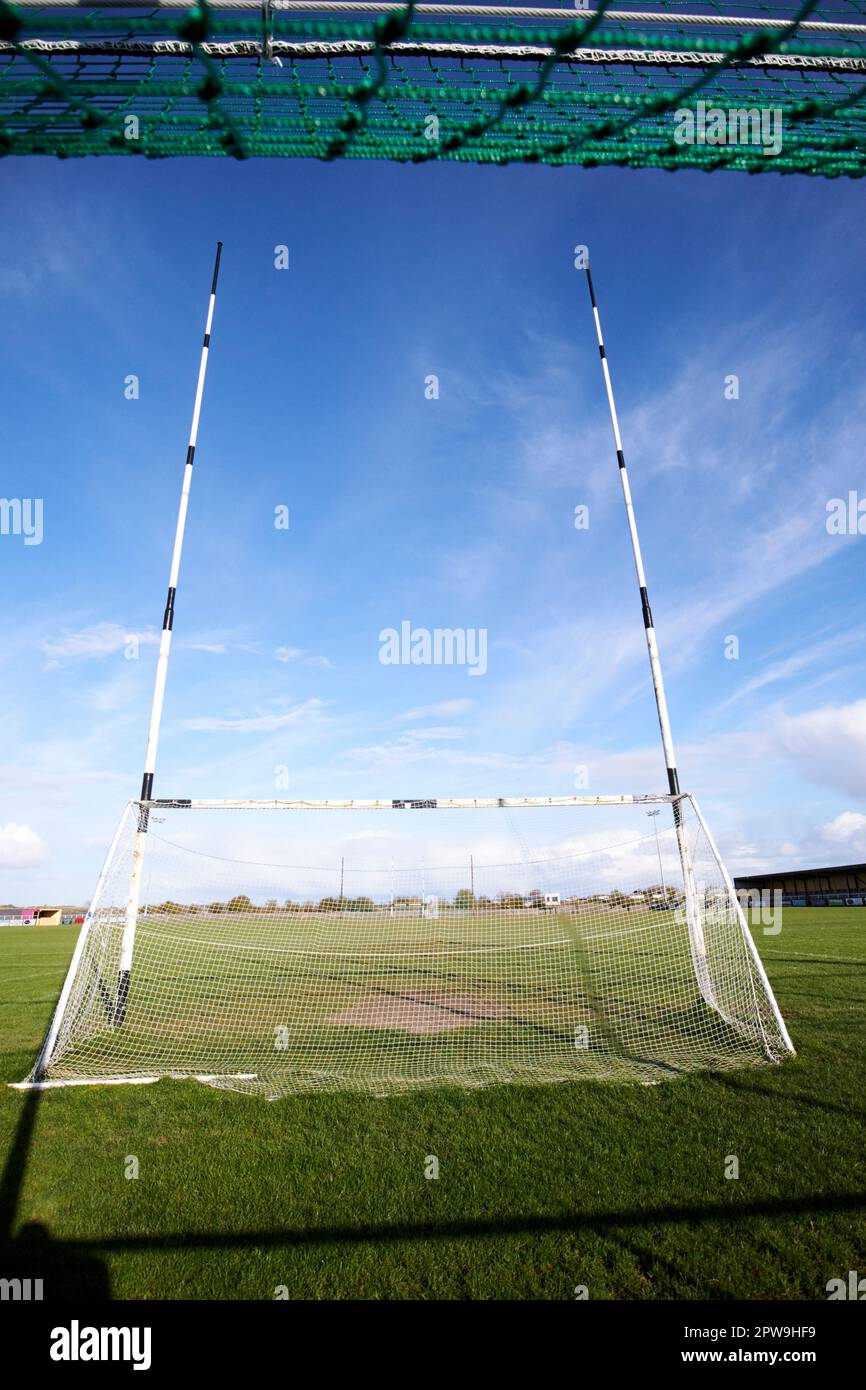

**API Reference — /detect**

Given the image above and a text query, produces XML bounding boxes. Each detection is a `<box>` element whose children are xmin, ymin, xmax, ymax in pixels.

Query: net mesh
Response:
<box><xmin>0</xmin><ymin>1</ymin><xmax>864</xmax><ymax>172</ymax></box>
<box><xmin>32</xmin><ymin>794</ymin><xmax>792</xmax><ymax>1097</ymax></box>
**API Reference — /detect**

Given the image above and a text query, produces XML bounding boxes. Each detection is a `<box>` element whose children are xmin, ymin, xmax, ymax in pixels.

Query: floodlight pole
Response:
<box><xmin>647</xmin><ymin>807</ymin><xmax>667</xmax><ymax>901</ymax></box>
<box><xmin>115</xmin><ymin>241</ymin><xmax>223</xmax><ymax>1026</ymax></box>
<box><xmin>584</xmin><ymin>261</ymin><xmax>714</xmax><ymax>1007</ymax></box>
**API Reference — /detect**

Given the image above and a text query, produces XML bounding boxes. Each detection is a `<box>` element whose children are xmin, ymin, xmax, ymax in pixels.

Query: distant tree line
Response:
<box><xmin>150</xmin><ymin>885</ymin><xmax>684</xmax><ymax>915</ymax></box>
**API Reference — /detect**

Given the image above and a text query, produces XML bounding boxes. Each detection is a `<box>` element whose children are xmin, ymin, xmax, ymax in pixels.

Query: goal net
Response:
<box><xmin>28</xmin><ymin>793</ymin><xmax>792</xmax><ymax>1097</ymax></box>
<box><xmin>2</xmin><ymin>3</ymin><xmax>864</xmax><ymax>174</ymax></box>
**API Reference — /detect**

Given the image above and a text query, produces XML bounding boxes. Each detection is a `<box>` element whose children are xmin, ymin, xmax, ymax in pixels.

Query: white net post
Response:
<box><xmin>32</xmin><ymin>802</ymin><xmax>136</xmax><ymax>1079</ymax></box>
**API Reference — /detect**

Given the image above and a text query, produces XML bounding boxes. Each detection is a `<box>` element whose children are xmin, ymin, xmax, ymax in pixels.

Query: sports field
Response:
<box><xmin>25</xmin><ymin>891</ymin><xmax>784</xmax><ymax>1094</ymax></box>
<box><xmin>1</xmin><ymin>908</ymin><xmax>863</xmax><ymax>1299</ymax></box>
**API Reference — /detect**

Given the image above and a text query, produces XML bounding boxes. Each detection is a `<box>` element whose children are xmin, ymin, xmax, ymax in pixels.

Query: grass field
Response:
<box><xmin>35</xmin><ymin>898</ymin><xmax>785</xmax><ymax>1095</ymax></box>
<box><xmin>1</xmin><ymin>908</ymin><xmax>864</xmax><ymax>1299</ymax></box>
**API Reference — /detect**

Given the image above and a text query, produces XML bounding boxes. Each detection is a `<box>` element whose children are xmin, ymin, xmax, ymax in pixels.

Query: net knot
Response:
<box><xmin>375</xmin><ymin>4</ymin><xmax>415</xmax><ymax>47</ymax></box>
<box><xmin>738</xmin><ymin>31</ymin><xmax>773</xmax><ymax>60</ymax></box>
<box><xmin>0</xmin><ymin>0</ymin><xmax>21</xmax><ymax>42</ymax></box>
<box><xmin>178</xmin><ymin>2</ymin><xmax>212</xmax><ymax>46</ymax></box>
<box><xmin>551</xmin><ymin>23</ymin><xmax>586</xmax><ymax>57</ymax></box>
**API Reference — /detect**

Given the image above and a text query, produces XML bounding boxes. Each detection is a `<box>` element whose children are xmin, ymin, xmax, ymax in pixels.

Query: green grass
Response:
<box><xmin>1</xmin><ymin>909</ymin><xmax>864</xmax><ymax>1299</ymax></box>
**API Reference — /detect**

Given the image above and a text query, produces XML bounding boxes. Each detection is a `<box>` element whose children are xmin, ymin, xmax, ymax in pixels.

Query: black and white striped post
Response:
<box><xmin>584</xmin><ymin>263</ymin><xmax>682</xmax><ymax>800</ymax></box>
<box><xmin>115</xmin><ymin>241</ymin><xmax>223</xmax><ymax>1025</ymax></box>
<box><xmin>584</xmin><ymin>261</ymin><xmax>714</xmax><ymax>1007</ymax></box>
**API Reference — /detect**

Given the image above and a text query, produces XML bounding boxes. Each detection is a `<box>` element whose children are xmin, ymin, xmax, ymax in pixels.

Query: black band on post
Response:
<box><xmin>640</xmin><ymin>585</ymin><xmax>653</xmax><ymax>630</ymax></box>
<box><xmin>162</xmin><ymin>585</ymin><xmax>176</xmax><ymax>631</ymax></box>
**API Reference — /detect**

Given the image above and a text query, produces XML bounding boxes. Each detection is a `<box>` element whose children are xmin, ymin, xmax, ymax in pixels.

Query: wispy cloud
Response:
<box><xmin>40</xmin><ymin>622</ymin><xmax>157</xmax><ymax>667</ymax></box>
<box><xmin>181</xmin><ymin>699</ymin><xmax>327</xmax><ymax>733</ymax></box>
<box><xmin>274</xmin><ymin>646</ymin><xmax>334</xmax><ymax>669</ymax></box>
<box><xmin>711</xmin><ymin>628</ymin><xmax>866</xmax><ymax>712</ymax></box>
<box><xmin>397</xmin><ymin>699</ymin><xmax>474</xmax><ymax>722</ymax></box>
<box><xmin>401</xmin><ymin>726</ymin><xmax>465</xmax><ymax>742</ymax></box>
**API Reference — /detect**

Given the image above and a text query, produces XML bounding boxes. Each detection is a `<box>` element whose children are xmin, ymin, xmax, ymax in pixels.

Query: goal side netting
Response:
<box><xmin>25</xmin><ymin>794</ymin><xmax>793</xmax><ymax>1098</ymax></box>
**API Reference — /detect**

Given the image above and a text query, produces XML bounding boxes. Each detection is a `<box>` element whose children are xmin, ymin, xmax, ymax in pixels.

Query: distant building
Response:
<box><xmin>21</xmin><ymin>907</ymin><xmax>64</xmax><ymax>926</ymax></box>
<box><xmin>734</xmin><ymin>863</ymin><xmax>866</xmax><ymax>908</ymax></box>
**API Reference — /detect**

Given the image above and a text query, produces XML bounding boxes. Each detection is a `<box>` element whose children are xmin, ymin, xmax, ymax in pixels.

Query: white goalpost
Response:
<box><xmin>18</xmin><ymin>247</ymin><xmax>794</xmax><ymax>1096</ymax></box>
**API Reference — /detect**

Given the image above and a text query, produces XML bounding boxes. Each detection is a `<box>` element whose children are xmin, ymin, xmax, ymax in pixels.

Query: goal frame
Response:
<box><xmin>17</xmin><ymin>790</ymin><xmax>794</xmax><ymax>1089</ymax></box>
<box><xmin>18</xmin><ymin>248</ymin><xmax>796</xmax><ymax>1092</ymax></box>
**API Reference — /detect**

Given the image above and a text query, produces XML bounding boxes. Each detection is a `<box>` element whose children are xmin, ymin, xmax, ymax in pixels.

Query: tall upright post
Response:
<box><xmin>115</xmin><ymin>242</ymin><xmax>223</xmax><ymax>1026</ymax></box>
<box><xmin>584</xmin><ymin>261</ymin><xmax>715</xmax><ymax>1008</ymax></box>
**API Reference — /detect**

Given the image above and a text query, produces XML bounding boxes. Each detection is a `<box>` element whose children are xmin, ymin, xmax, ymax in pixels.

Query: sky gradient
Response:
<box><xmin>0</xmin><ymin>157</ymin><xmax>864</xmax><ymax>903</ymax></box>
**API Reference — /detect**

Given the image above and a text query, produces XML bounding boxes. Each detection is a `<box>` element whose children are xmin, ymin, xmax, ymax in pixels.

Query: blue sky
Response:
<box><xmin>0</xmin><ymin>156</ymin><xmax>864</xmax><ymax>903</ymax></box>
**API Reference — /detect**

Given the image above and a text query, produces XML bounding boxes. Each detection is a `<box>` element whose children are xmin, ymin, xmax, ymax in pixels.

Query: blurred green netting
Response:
<box><xmin>0</xmin><ymin>0</ymin><xmax>864</xmax><ymax>170</ymax></box>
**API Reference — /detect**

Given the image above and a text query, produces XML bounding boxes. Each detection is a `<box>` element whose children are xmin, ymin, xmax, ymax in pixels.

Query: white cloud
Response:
<box><xmin>0</xmin><ymin>823</ymin><xmax>48</xmax><ymax>869</ymax></box>
<box><xmin>774</xmin><ymin>700</ymin><xmax>866</xmax><ymax>800</ymax></box>
<box><xmin>274</xmin><ymin>646</ymin><xmax>333</xmax><ymax>669</ymax></box>
<box><xmin>187</xmin><ymin>642</ymin><xmax>227</xmax><ymax>654</ymax></box>
<box><xmin>181</xmin><ymin>699</ymin><xmax>326</xmax><ymax>733</ymax></box>
<box><xmin>397</xmin><ymin>699</ymin><xmax>474</xmax><ymax>722</ymax></box>
<box><xmin>401</xmin><ymin>726</ymin><xmax>465</xmax><ymax>742</ymax></box>
<box><xmin>820</xmin><ymin>812</ymin><xmax>866</xmax><ymax>848</ymax></box>
<box><xmin>41</xmin><ymin>623</ymin><xmax>157</xmax><ymax>665</ymax></box>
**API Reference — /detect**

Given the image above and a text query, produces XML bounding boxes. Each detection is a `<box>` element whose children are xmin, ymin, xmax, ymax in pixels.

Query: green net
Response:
<box><xmin>1</xmin><ymin>1</ymin><xmax>864</xmax><ymax>171</ymax></box>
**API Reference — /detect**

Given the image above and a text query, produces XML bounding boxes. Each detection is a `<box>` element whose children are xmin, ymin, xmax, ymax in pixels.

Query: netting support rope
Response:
<box><xmin>9</xmin><ymin>1</ymin><xmax>866</xmax><ymax>35</ymax></box>
<box><xmin>5</xmin><ymin>38</ymin><xmax>862</xmax><ymax>75</ymax></box>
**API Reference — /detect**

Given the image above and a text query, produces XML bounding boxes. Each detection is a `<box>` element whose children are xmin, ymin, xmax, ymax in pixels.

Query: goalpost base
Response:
<box><xmin>9</xmin><ymin>1073</ymin><xmax>259</xmax><ymax>1092</ymax></box>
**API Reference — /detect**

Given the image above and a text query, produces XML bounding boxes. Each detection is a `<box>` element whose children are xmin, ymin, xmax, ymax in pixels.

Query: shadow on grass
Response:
<box><xmin>77</xmin><ymin>1190</ymin><xmax>866</xmax><ymax>1258</ymax></box>
<box><xmin>704</xmin><ymin>1068</ymin><xmax>866</xmax><ymax>1120</ymax></box>
<box><xmin>763</xmin><ymin>956</ymin><xmax>866</xmax><ymax>969</ymax></box>
<box><xmin>2</xmin><ymin>1083</ymin><xmax>865</xmax><ymax>1298</ymax></box>
<box><xmin>0</xmin><ymin>1087</ymin><xmax>111</xmax><ymax>1298</ymax></box>
<box><xmin>603</xmin><ymin>1228</ymin><xmax>741</xmax><ymax>1301</ymax></box>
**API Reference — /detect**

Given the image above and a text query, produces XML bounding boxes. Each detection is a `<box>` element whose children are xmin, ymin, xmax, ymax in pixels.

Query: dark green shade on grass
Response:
<box><xmin>1</xmin><ymin>910</ymin><xmax>864</xmax><ymax>1299</ymax></box>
